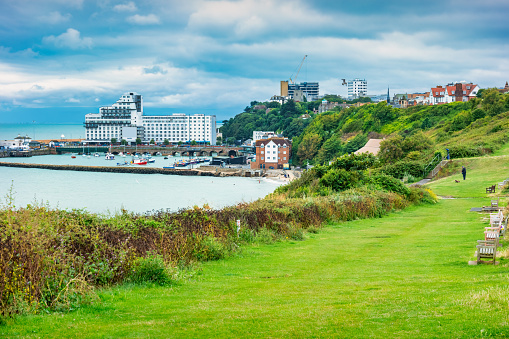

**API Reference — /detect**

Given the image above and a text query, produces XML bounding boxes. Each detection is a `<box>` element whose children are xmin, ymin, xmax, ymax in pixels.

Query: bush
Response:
<box><xmin>193</xmin><ymin>236</ymin><xmax>228</xmax><ymax>261</ymax></box>
<box><xmin>370</xmin><ymin>174</ymin><xmax>410</xmax><ymax>196</ymax></box>
<box><xmin>376</xmin><ymin>160</ymin><xmax>425</xmax><ymax>179</ymax></box>
<box><xmin>128</xmin><ymin>252</ymin><xmax>172</xmax><ymax>286</ymax></box>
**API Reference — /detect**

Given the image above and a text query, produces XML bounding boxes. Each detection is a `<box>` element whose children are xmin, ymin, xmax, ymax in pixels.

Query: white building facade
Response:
<box><xmin>84</xmin><ymin>92</ymin><xmax>216</xmax><ymax>145</ymax></box>
<box><xmin>347</xmin><ymin>78</ymin><xmax>368</xmax><ymax>99</ymax></box>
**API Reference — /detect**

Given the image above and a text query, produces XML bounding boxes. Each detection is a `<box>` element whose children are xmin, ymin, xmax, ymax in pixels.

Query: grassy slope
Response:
<box><xmin>4</xmin><ymin>158</ymin><xmax>509</xmax><ymax>338</ymax></box>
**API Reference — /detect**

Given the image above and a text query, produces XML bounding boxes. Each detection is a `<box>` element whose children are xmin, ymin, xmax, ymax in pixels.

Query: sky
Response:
<box><xmin>0</xmin><ymin>0</ymin><xmax>508</xmax><ymax>123</ymax></box>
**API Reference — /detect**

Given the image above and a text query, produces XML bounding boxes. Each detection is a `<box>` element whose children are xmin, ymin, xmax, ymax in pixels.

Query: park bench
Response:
<box><xmin>484</xmin><ymin>226</ymin><xmax>501</xmax><ymax>245</ymax></box>
<box><xmin>490</xmin><ymin>210</ymin><xmax>503</xmax><ymax>225</ymax></box>
<box><xmin>486</xmin><ymin>185</ymin><xmax>496</xmax><ymax>193</ymax></box>
<box><xmin>491</xmin><ymin>199</ymin><xmax>499</xmax><ymax>209</ymax></box>
<box><xmin>498</xmin><ymin>180</ymin><xmax>508</xmax><ymax>189</ymax></box>
<box><xmin>476</xmin><ymin>240</ymin><xmax>498</xmax><ymax>265</ymax></box>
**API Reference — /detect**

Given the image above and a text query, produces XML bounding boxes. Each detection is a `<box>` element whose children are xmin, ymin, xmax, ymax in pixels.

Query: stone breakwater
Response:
<box><xmin>0</xmin><ymin>162</ymin><xmax>226</xmax><ymax>177</ymax></box>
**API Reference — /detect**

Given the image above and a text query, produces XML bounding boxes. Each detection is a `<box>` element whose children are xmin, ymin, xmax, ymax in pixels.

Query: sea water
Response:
<box><xmin>0</xmin><ymin>124</ymin><xmax>282</xmax><ymax>214</ymax></box>
<box><xmin>0</xmin><ymin>166</ymin><xmax>282</xmax><ymax>215</ymax></box>
<box><xmin>0</xmin><ymin>123</ymin><xmax>85</xmax><ymax>140</ymax></box>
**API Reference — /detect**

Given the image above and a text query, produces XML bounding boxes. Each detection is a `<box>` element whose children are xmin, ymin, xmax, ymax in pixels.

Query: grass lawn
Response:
<box><xmin>3</xmin><ymin>157</ymin><xmax>509</xmax><ymax>338</ymax></box>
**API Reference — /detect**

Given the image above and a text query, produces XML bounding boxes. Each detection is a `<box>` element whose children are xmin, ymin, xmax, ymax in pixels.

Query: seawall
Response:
<box><xmin>0</xmin><ymin>162</ymin><xmax>220</xmax><ymax>176</ymax></box>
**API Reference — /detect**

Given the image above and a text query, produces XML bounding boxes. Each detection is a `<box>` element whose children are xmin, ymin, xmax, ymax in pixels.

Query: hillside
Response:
<box><xmin>220</xmin><ymin>89</ymin><xmax>509</xmax><ymax>170</ymax></box>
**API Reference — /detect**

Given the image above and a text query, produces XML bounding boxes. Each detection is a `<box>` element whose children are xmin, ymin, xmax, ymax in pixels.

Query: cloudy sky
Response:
<box><xmin>1</xmin><ymin>0</ymin><xmax>508</xmax><ymax>123</ymax></box>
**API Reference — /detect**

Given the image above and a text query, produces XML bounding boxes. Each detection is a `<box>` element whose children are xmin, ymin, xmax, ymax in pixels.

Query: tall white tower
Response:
<box><xmin>347</xmin><ymin>79</ymin><xmax>368</xmax><ymax>99</ymax></box>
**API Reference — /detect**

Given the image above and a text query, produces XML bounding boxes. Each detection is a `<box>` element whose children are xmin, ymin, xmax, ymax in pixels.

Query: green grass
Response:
<box><xmin>3</xmin><ymin>156</ymin><xmax>509</xmax><ymax>338</ymax></box>
<box><xmin>427</xmin><ymin>155</ymin><xmax>509</xmax><ymax>198</ymax></box>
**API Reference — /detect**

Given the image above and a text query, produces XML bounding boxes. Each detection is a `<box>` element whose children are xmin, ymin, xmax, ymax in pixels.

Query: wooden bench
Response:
<box><xmin>484</xmin><ymin>226</ymin><xmax>501</xmax><ymax>245</ymax></box>
<box><xmin>491</xmin><ymin>199</ymin><xmax>499</xmax><ymax>209</ymax></box>
<box><xmin>490</xmin><ymin>210</ymin><xmax>503</xmax><ymax>225</ymax></box>
<box><xmin>486</xmin><ymin>185</ymin><xmax>496</xmax><ymax>193</ymax></box>
<box><xmin>476</xmin><ymin>240</ymin><xmax>498</xmax><ymax>265</ymax></box>
<box><xmin>498</xmin><ymin>180</ymin><xmax>508</xmax><ymax>189</ymax></box>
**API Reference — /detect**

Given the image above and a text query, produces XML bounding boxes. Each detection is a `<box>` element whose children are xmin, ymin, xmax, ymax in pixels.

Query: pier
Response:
<box><xmin>0</xmin><ymin>162</ymin><xmax>265</xmax><ymax>178</ymax></box>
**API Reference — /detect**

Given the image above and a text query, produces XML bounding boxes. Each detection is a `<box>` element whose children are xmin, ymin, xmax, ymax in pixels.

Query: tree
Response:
<box><xmin>297</xmin><ymin>133</ymin><xmax>322</xmax><ymax>165</ymax></box>
<box><xmin>190</xmin><ymin>140</ymin><xmax>197</xmax><ymax>146</ymax></box>
<box><xmin>121</xmin><ymin>139</ymin><xmax>127</xmax><ymax>145</ymax></box>
<box><xmin>136</xmin><ymin>138</ymin><xmax>142</xmax><ymax>145</ymax></box>
<box><xmin>378</xmin><ymin>135</ymin><xmax>404</xmax><ymax>164</ymax></box>
<box><xmin>216</xmin><ymin>136</ymin><xmax>222</xmax><ymax>144</ymax></box>
<box><xmin>110</xmin><ymin>137</ymin><xmax>117</xmax><ymax>144</ymax></box>
<box><xmin>178</xmin><ymin>141</ymin><xmax>183</xmax><ymax>146</ymax></box>
<box><xmin>227</xmin><ymin>137</ymin><xmax>235</xmax><ymax>145</ymax></box>
<box><xmin>150</xmin><ymin>139</ymin><xmax>155</xmax><ymax>145</ymax></box>
<box><xmin>163</xmin><ymin>139</ymin><xmax>169</xmax><ymax>145</ymax></box>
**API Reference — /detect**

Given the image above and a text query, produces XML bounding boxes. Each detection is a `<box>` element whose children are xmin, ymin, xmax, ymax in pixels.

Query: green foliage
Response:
<box><xmin>149</xmin><ymin>139</ymin><xmax>155</xmax><ymax>144</ymax></box>
<box><xmin>369</xmin><ymin>173</ymin><xmax>410</xmax><ymax>196</ymax></box>
<box><xmin>110</xmin><ymin>138</ymin><xmax>117</xmax><ymax>144</ymax></box>
<box><xmin>128</xmin><ymin>252</ymin><xmax>172</xmax><ymax>286</ymax></box>
<box><xmin>163</xmin><ymin>139</ymin><xmax>169</xmax><ymax>145</ymax></box>
<box><xmin>193</xmin><ymin>236</ymin><xmax>227</xmax><ymax>261</ymax></box>
<box><xmin>375</xmin><ymin>160</ymin><xmax>426</xmax><ymax>179</ymax></box>
<box><xmin>121</xmin><ymin>139</ymin><xmax>127</xmax><ymax>145</ymax></box>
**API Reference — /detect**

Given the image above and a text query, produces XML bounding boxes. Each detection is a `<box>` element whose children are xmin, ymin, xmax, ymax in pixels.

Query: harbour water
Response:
<box><xmin>0</xmin><ymin>153</ymin><xmax>212</xmax><ymax>169</ymax></box>
<box><xmin>1</xmin><ymin>123</ymin><xmax>283</xmax><ymax>214</ymax></box>
<box><xmin>0</xmin><ymin>165</ymin><xmax>282</xmax><ymax>215</ymax></box>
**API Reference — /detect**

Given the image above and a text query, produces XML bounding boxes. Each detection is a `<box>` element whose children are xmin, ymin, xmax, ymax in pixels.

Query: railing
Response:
<box><xmin>423</xmin><ymin>154</ymin><xmax>441</xmax><ymax>178</ymax></box>
<box><xmin>429</xmin><ymin>159</ymin><xmax>449</xmax><ymax>178</ymax></box>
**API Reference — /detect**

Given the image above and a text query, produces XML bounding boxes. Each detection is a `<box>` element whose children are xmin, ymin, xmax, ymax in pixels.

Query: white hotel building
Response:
<box><xmin>84</xmin><ymin>92</ymin><xmax>216</xmax><ymax>145</ymax></box>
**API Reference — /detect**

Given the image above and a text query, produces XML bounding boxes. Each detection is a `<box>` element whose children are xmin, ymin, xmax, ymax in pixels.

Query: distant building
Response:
<box><xmin>318</xmin><ymin>99</ymin><xmax>350</xmax><ymax>113</ymax></box>
<box><xmin>347</xmin><ymin>79</ymin><xmax>368</xmax><ymax>99</ymax></box>
<box><xmin>251</xmin><ymin>138</ymin><xmax>292</xmax><ymax>170</ymax></box>
<box><xmin>429</xmin><ymin>83</ymin><xmax>478</xmax><ymax>105</ymax></box>
<box><xmin>84</xmin><ymin>92</ymin><xmax>216</xmax><ymax>145</ymax></box>
<box><xmin>288</xmin><ymin>82</ymin><xmax>319</xmax><ymax>101</ymax></box>
<box><xmin>252</xmin><ymin>131</ymin><xmax>279</xmax><ymax>146</ymax></box>
<box><xmin>498</xmin><ymin>81</ymin><xmax>509</xmax><ymax>94</ymax></box>
<box><xmin>0</xmin><ymin>134</ymin><xmax>31</xmax><ymax>150</ymax></box>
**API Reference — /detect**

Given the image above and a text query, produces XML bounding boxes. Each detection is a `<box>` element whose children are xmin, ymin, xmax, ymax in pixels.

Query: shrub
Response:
<box><xmin>128</xmin><ymin>252</ymin><xmax>172</xmax><ymax>286</ymax></box>
<box><xmin>370</xmin><ymin>174</ymin><xmax>410</xmax><ymax>196</ymax></box>
<box><xmin>193</xmin><ymin>236</ymin><xmax>228</xmax><ymax>262</ymax></box>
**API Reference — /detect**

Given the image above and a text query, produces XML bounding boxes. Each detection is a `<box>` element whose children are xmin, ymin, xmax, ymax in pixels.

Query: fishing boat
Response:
<box><xmin>147</xmin><ymin>158</ymin><xmax>155</xmax><ymax>163</ymax></box>
<box><xmin>132</xmin><ymin>158</ymin><xmax>148</xmax><ymax>165</ymax></box>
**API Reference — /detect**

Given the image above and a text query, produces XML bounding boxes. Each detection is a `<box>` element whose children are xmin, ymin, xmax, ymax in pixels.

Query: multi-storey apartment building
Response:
<box><xmin>287</xmin><ymin>82</ymin><xmax>320</xmax><ymax>101</ymax></box>
<box><xmin>347</xmin><ymin>79</ymin><xmax>368</xmax><ymax>99</ymax></box>
<box><xmin>84</xmin><ymin>92</ymin><xmax>216</xmax><ymax>144</ymax></box>
<box><xmin>251</xmin><ymin>138</ymin><xmax>292</xmax><ymax>170</ymax></box>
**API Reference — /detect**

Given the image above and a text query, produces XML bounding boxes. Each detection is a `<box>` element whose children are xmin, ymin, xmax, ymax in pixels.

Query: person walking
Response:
<box><xmin>462</xmin><ymin>166</ymin><xmax>466</xmax><ymax>180</ymax></box>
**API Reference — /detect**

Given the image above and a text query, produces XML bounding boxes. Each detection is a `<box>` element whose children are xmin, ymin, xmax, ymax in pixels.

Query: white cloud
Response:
<box><xmin>66</xmin><ymin>98</ymin><xmax>80</xmax><ymax>103</ymax></box>
<box><xmin>187</xmin><ymin>0</ymin><xmax>334</xmax><ymax>38</ymax></box>
<box><xmin>127</xmin><ymin>14</ymin><xmax>160</xmax><ymax>25</ymax></box>
<box><xmin>40</xmin><ymin>11</ymin><xmax>72</xmax><ymax>24</ymax></box>
<box><xmin>42</xmin><ymin>28</ymin><xmax>93</xmax><ymax>49</ymax></box>
<box><xmin>113</xmin><ymin>2</ymin><xmax>138</xmax><ymax>12</ymax></box>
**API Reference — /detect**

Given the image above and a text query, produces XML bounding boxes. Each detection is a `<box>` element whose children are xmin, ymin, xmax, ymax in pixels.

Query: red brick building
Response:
<box><xmin>251</xmin><ymin>138</ymin><xmax>292</xmax><ymax>169</ymax></box>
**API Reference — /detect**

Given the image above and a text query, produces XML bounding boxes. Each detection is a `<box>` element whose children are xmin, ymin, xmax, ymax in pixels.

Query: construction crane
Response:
<box><xmin>289</xmin><ymin>55</ymin><xmax>307</xmax><ymax>84</ymax></box>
